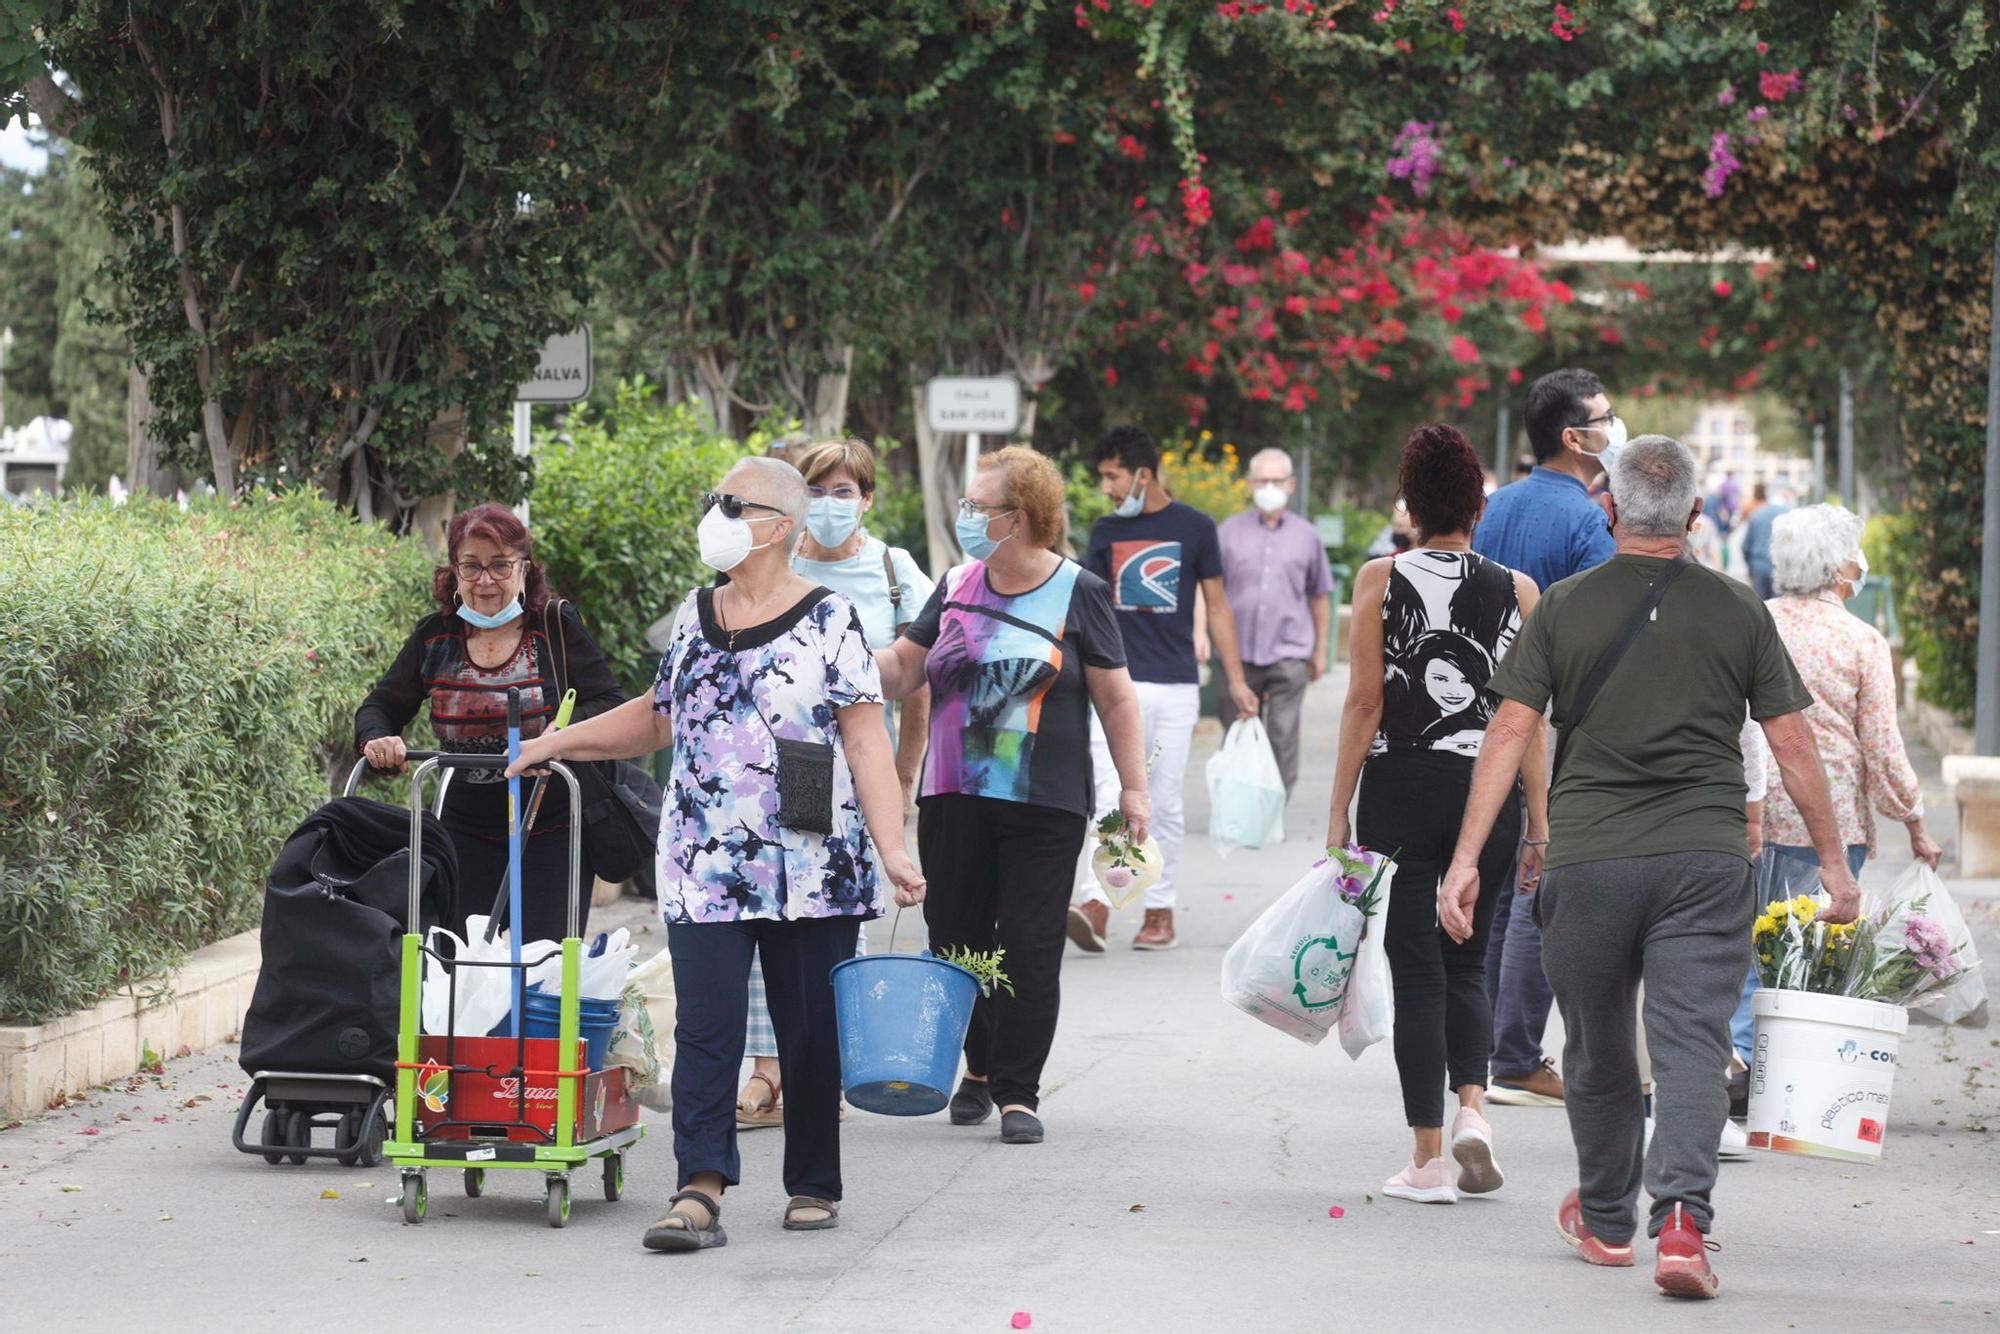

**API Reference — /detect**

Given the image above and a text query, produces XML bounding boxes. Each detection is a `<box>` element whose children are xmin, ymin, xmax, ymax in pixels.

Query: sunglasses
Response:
<box><xmin>701</xmin><ymin>491</ymin><xmax>786</xmax><ymax>521</ymax></box>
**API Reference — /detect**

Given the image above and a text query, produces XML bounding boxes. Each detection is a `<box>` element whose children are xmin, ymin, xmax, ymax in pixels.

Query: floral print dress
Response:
<box><xmin>652</xmin><ymin>586</ymin><xmax>883</xmax><ymax>924</ymax></box>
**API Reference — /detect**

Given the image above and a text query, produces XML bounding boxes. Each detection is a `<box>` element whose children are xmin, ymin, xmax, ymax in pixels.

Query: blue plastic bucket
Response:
<box><xmin>831</xmin><ymin>953</ymin><xmax>981</xmax><ymax>1115</ymax></box>
<box><xmin>515</xmin><ymin>988</ymin><xmax>619</xmax><ymax>1070</ymax></box>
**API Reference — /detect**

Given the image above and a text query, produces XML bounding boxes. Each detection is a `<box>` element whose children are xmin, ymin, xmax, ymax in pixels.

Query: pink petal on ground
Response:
<box><xmin>1224</xmin><ymin>894</ymin><xmax>1235</xmax><ymax>902</ymax></box>
<box><xmin>1011</xmin><ymin>1315</ymin><xmax>1033</xmax><ymax>1330</ymax></box>
<box><xmin>1328</xmin><ymin>1205</ymin><xmax>1345</xmax><ymax>1218</ymax></box>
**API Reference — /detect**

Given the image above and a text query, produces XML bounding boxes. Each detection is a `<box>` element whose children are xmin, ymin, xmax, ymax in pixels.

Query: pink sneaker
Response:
<box><xmin>1383</xmin><ymin>1155</ymin><xmax>1458</xmax><ymax>1205</ymax></box>
<box><xmin>1556</xmin><ymin>1188</ymin><xmax>1637</xmax><ymax>1268</ymax></box>
<box><xmin>1451</xmin><ymin>1107</ymin><xmax>1504</xmax><ymax>1195</ymax></box>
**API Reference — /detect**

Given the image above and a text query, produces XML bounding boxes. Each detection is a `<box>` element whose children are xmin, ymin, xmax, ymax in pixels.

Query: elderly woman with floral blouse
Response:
<box><xmin>1727</xmin><ymin>504</ymin><xmax>1944</xmax><ymax>1065</ymax></box>
<box><xmin>512</xmin><ymin>456</ymin><xmax>925</xmax><ymax>1253</ymax></box>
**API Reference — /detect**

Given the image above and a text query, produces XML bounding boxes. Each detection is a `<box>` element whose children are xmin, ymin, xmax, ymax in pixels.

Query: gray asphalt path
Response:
<box><xmin>5</xmin><ymin>672</ymin><xmax>1997</xmax><ymax>1332</ymax></box>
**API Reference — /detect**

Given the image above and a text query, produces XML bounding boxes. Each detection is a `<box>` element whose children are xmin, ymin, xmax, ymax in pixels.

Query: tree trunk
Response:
<box><xmin>802</xmin><ymin>343</ymin><xmax>855</xmax><ymax>440</ymax></box>
<box><xmin>409</xmin><ymin>397</ymin><xmax>465</xmax><ymax>554</ymax></box>
<box><xmin>124</xmin><ymin>362</ymin><xmax>176</xmax><ymax>497</ymax></box>
<box><xmin>909</xmin><ymin>370</ymin><xmax>961</xmax><ymax>579</ymax></box>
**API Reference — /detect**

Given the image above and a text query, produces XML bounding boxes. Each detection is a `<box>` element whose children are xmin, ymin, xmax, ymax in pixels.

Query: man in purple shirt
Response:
<box><xmin>1213</xmin><ymin>448</ymin><xmax>1333</xmax><ymax>795</ymax></box>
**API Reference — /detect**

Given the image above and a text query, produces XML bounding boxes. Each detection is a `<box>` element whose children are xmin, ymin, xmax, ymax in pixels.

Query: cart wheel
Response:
<box><xmin>357</xmin><ymin>1098</ymin><xmax>388</xmax><ymax>1169</ymax></box>
<box><xmin>284</xmin><ymin>1111</ymin><xmax>312</xmax><ymax>1166</ymax></box>
<box><xmin>335</xmin><ymin>1111</ymin><xmax>361</xmax><ymax>1167</ymax></box>
<box><xmin>258</xmin><ymin>1109</ymin><xmax>288</xmax><ymax>1166</ymax></box>
<box><xmin>602</xmin><ymin>1153</ymin><xmax>624</xmax><ymax>1202</ymax></box>
<box><xmin>464</xmin><ymin>1168</ymin><xmax>485</xmax><ymax>1198</ymax></box>
<box><xmin>401</xmin><ymin>1171</ymin><xmax>427</xmax><ymax>1224</ymax></box>
<box><xmin>545</xmin><ymin>1176</ymin><xmax>571</xmax><ymax>1228</ymax></box>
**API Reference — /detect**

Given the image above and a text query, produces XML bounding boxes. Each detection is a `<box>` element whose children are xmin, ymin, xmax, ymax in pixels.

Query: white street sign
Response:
<box><xmin>516</xmin><ymin>325</ymin><xmax>593</xmax><ymax>404</ymax></box>
<box><xmin>926</xmin><ymin>376</ymin><xmax>1020</xmax><ymax>435</ymax></box>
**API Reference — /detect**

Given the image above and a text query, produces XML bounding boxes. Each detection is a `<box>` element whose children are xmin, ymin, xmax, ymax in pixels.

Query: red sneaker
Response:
<box><xmin>1654</xmin><ymin>1202</ymin><xmax>1721</xmax><ymax>1299</ymax></box>
<box><xmin>1555</xmin><ymin>1188</ymin><xmax>1635</xmax><ymax>1268</ymax></box>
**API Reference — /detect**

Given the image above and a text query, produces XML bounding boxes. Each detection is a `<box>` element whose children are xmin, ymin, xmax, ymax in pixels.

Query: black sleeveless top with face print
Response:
<box><xmin>1372</xmin><ymin>549</ymin><xmax>1521</xmax><ymax>760</ymax></box>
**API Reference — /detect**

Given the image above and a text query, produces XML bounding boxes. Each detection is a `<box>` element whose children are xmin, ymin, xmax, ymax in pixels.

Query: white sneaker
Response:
<box><xmin>1451</xmin><ymin>1107</ymin><xmax>1505</xmax><ymax>1195</ymax></box>
<box><xmin>1718</xmin><ymin>1118</ymin><xmax>1752</xmax><ymax>1161</ymax></box>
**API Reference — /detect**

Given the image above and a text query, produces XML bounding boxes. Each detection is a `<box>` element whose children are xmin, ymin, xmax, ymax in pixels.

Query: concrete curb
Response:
<box><xmin>0</xmin><ymin>930</ymin><xmax>261</xmax><ymax>1119</ymax></box>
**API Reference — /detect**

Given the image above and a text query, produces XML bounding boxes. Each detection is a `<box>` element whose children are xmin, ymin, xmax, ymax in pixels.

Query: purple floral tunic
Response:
<box><xmin>652</xmin><ymin>586</ymin><xmax>883</xmax><ymax>924</ymax></box>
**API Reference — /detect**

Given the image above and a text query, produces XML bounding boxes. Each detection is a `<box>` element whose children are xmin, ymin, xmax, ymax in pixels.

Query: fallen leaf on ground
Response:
<box><xmin>1128</xmin><ymin>1204</ymin><xmax>1145</xmax><ymax>1212</ymax></box>
<box><xmin>58</xmin><ymin>1184</ymin><xmax>81</xmax><ymax>1193</ymax></box>
<box><xmin>158</xmin><ymin>1214</ymin><xmax>172</xmax><ymax>1221</ymax></box>
<box><xmin>320</xmin><ymin>1189</ymin><xmax>341</xmax><ymax>1200</ymax></box>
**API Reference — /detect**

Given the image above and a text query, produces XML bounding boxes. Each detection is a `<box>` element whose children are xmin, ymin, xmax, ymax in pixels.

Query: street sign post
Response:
<box><xmin>926</xmin><ymin>376</ymin><xmax>1021</xmax><ymax>492</ymax></box>
<box><xmin>514</xmin><ymin>324</ymin><xmax>593</xmax><ymax>523</ymax></box>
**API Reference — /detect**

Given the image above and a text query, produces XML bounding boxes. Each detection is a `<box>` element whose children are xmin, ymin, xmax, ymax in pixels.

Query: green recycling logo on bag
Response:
<box><xmin>1291</xmin><ymin>934</ymin><xmax>1357</xmax><ymax>1010</ymax></box>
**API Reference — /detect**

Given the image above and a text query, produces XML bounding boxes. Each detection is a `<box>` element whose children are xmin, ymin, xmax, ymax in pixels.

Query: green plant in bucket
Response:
<box><xmin>935</xmin><ymin>946</ymin><xmax>1014</xmax><ymax>998</ymax></box>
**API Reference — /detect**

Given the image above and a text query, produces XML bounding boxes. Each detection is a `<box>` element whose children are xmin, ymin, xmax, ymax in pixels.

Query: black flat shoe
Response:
<box><xmin>1000</xmin><ymin>1110</ymin><xmax>1044</xmax><ymax>1144</ymax></box>
<box><xmin>949</xmin><ymin>1078</ymin><xmax>994</xmax><ymax>1126</ymax></box>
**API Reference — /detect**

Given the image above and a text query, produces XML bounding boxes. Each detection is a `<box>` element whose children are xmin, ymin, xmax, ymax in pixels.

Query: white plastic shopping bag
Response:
<box><xmin>623</xmin><ymin>947</ymin><xmax>677</xmax><ymax>1110</ymax></box>
<box><xmin>1207</xmin><ymin>718</ymin><xmax>1287</xmax><ymax>856</ymax></box>
<box><xmin>1337</xmin><ymin>861</ymin><xmax>1397</xmax><ymax>1059</ymax></box>
<box><xmin>420</xmin><ymin>917</ymin><xmax>518</xmax><ymax>1037</ymax></box>
<box><xmin>1883</xmin><ymin>862</ymin><xmax>1986</xmax><ymax>1024</ymax></box>
<box><xmin>1220</xmin><ymin>858</ymin><xmax>1366</xmax><ymax>1045</ymax></box>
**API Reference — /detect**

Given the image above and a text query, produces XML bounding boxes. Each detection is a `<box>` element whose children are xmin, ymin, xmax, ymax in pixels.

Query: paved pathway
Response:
<box><xmin>4</xmin><ymin>672</ymin><xmax>1998</xmax><ymax>1331</ymax></box>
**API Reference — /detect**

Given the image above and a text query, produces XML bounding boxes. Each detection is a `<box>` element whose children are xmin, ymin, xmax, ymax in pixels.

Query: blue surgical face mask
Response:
<box><xmin>956</xmin><ymin>509</ymin><xmax>1014</xmax><ymax>561</ymax></box>
<box><xmin>457</xmin><ymin>597</ymin><xmax>524</xmax><ymax>630</ymax></box>
<box><xmin>806</xmin><ymin>496</ymin><xmax>862</xmax><ymax>549</ymax></box>
<box><xmin>1114</xmin><ymin>478</ymin><xmax>1148</xmax><ymax>519</ymax></box>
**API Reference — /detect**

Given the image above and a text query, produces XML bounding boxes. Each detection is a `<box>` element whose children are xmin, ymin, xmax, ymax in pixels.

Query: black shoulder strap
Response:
<box><xmin>883</xmin><ymin>548</ymin><xmax>908</xmax><ymax>628</ymax></box>
<box><xmin>543</xmin><ymin>598</ymin><xmax>571</xmax><ymax>701</ymax></box>
<box><xmin>1552</xmin><ymin>558</ymin><xmax>1690</xmax><ymax>784</ymax></box>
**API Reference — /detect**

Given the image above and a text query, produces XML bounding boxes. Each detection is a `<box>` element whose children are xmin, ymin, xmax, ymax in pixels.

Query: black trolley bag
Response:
<box><xmin>232</xmin><ymin>793</ymin><xmax>457</xmax><ymax>1166</ymax></box>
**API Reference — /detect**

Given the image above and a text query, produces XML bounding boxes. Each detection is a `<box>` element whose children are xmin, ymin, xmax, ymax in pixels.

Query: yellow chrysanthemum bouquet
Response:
<box><xmin>1752</xmin><ymin>894</ymin><xmax>1866</xmax><ymax>995</ymax></box>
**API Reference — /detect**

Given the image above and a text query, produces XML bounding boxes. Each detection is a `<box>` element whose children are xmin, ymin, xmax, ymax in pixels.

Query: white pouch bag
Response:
<box><xmin>1220</xmin><ymin>857</ymin><xmax>1366</xmax><ymax>1046</ymax></box>
<box><xmin>624</xmin><ymin>947</ymin><xmax>677</xmax><ymax>1110</ymax></box>
<box><xmin>419</xmin><ymin>917</ymin><xmax>518</xmax><ymax>1037</ymax></box>
<box><xmin>1207</xmin><ymin>718</ymin><xmax>1288</xmax><ymax>856</ymax></box>
<box><xmin>1337</xmin><ymin>861</ymin><xmax>1397</xmax><ymax>1059</ymax></box>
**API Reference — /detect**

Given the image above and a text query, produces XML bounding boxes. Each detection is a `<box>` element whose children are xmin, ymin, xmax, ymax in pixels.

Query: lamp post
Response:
<box><xmin>1976</xmin><ymin>241</ymin><xmax>2000</xmax><ymax>756</ymax></box>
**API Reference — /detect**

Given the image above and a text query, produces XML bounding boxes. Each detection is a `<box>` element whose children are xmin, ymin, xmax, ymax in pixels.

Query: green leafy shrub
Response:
<box><xmin>531</xmin><ymin>380</ymin><xmax>751</xmax><ymax>693</ymax></box>
<box><xmin>1865</xmin><ymin>512</ymin><xmax>1961</xmax><ymax>719</ymax></box>
<box><xmin>0</xmin><ymin>491</ymin><xmax>434</xmax><ymax>1024</ymax></box>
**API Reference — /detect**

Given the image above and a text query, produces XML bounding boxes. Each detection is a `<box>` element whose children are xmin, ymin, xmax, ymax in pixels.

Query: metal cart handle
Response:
<box><xmin>403</xmin><ymin>754</ymin><xmax>585</xmax><ymax>940</ymax></box>
<box><xmin>342</xmin><ymin>750</ymin><xmax>454</xmax><ymax>816</ymax></box>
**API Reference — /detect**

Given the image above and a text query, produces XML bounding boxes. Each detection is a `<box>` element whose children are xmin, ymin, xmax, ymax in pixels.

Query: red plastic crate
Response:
<box><xmin>412</xmin><ymin>1035</ymin><xmax>639</xmax><ymax>1143</ymax></box>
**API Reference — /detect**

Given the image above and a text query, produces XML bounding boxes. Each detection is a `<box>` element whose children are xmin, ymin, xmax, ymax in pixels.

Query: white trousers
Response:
<box><xmin>1079</xmin><ymin>681</ymin><xmax>1200</xmax><ymax>912</ymax></box>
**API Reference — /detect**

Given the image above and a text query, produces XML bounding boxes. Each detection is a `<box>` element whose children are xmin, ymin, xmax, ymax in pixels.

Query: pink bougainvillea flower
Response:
<box><xmin>1011</xmin><ymin>1315</ymin><xmax>1034</xmax><ymax>1331</ymax></box>
<box><xmin>1718</xmin><ymin>84</ymin><xmax>1737</xmax><ymax>107</ymax></box>
<box><xmin>1448</xmin><ymin>334</ymin><xmax>1480</xmax><ymax>364</ymax></box>
<box><xmin>1713</xmin><ymin>279</ymin><xmax>1733</xmax><ymax>297</ymax></box>
<box><xmin>1117</xmin><ymin>134</ymin><xmax>1148</xmax><ymax>161</ymax></box>
<box><xmin>1328</xmin><ymin>1205</ymin><xmax>1346</xmax><ymax>1218</ymax></box>
<box><xmin>1103</xmin><ymin>367</ymin><xmax>1119</xmax><ymax>387</ymax></box>
<box><xmin>1446</xmin><ymin>8</ymin><xmax>1464</xmax><ymax>32</ymax></box>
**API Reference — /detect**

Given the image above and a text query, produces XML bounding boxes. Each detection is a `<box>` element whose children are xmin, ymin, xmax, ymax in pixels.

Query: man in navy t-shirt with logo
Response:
<box><xmin>1068</xmin><ymin>426</ymin><xmax>1261</xmax><ymax>953</ymax></box>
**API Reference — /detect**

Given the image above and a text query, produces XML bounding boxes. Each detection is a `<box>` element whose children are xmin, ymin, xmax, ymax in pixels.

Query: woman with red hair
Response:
<box><xmin>355</xmin><ymin>504</ymin><xmax>625</xmax><ymax>940</ymax></box>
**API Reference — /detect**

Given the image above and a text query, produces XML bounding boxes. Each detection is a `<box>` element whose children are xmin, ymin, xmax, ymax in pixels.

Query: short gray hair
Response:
<box><xmin>1608</xmin><ymin>434</ymin><xmax>1698</xmax><ymax>537</ymax></box>
<box><xmin>724</xmin><ymin>455</ymin><xmax>808</xmax><ymax>555</ymax></box>
<box><xmin>1771</xmin><ymin>504</ymin><xmax>1864</xmax><ymax>597</ymax></box>
<box><xmin>1246</xmin><ymin>447</ymin><xmax>1293</xmax><ymax>477</ymax></box>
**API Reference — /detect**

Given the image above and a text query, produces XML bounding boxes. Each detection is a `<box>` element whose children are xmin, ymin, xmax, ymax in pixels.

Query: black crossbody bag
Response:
<box><xmin>1551</xmin><ymin>557</ymin><xmax>1690</xmax><ymax>785</ymax></box>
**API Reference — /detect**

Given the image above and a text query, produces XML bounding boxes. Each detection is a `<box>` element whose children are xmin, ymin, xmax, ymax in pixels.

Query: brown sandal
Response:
<box><xmin>736</xmin><ymin>1071</ymin><xmax>783</xmax><ymax>1129</ymax></box>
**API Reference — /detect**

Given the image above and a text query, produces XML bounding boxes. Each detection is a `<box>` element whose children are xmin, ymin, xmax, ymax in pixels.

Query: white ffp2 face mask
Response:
<box><xmin>698</xmin><ymin>504</ymin><xmax>780</xmax><ymax>572</ymax></box>
<box><xmin>1252</xmin><ymin>484</ymin><xmax>1289</xmax><ymax>514</ymax></box>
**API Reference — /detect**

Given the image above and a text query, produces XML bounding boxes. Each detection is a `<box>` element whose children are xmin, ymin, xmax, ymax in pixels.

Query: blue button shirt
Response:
<box><xmin>1472</xmin><ymin>467</ymin><xmax>1616</xmax><ymax>592</ymax></box>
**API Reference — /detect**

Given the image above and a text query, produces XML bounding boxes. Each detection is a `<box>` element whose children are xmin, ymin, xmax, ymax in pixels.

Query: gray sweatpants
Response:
<box><xmin>1537</xmin><ymin>850</ymin><xmax>1753</xmax><ymax>1244</ymax></box>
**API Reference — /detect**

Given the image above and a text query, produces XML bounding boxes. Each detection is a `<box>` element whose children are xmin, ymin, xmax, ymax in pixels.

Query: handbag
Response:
<box><xmin>542</xmin><ymin>600</ymin><xmax>662</xmax><ymax>883</ymax></box>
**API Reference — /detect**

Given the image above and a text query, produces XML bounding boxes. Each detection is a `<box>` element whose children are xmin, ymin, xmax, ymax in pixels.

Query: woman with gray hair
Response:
<box><xmin>1758</xmin><ymin>503</ymin><xmax>1941</xmax><ymax>878</ymax></box>
<box><xmin>512</xmin><ymin>455</ymin><xmax>926</xmax><ymax>1252</ymax></box>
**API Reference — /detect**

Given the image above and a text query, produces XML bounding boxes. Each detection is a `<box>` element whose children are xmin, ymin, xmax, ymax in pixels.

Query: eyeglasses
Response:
<box><xmin>702</xmin><ymin>492</ymin><xmax>786</xmax><ymax>521</ymax></box>
<box><xmin>957</xmin><ymin>498</ymin><xmax>1017</xmax><ymax>519</ymax></box>
<box><xmin>807</xmin><ymin>484</ymin><xmax>864</xmax><ymax>501</ymax></box>
<box><xmin>454</xmin><ymin>559</ymin><xmax>522</xmax><ymax>582</ymax></box>
<box><xmin>1574</xmin><ymin>412</ymin><xmax>1616</xmax><ymax>429</ymax></box>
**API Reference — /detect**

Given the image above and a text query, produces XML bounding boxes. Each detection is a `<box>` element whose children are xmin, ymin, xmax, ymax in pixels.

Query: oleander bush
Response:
<box><xmin>0</xmin><ymin>491</ymin><xmax>434</xmax><ymax>1024</ymax></box>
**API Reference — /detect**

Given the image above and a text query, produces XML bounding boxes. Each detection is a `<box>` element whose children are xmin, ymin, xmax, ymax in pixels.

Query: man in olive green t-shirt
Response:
<box><xmin>1437</xmin><ymin>435</ymin><xmax>1857</xmax><ymax>1299</ymax></box>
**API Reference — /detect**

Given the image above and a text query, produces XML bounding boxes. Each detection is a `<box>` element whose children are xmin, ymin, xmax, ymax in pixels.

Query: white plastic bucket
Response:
<box><xmin>1746</xmin><ymin>989</ymin><xmax>1908</xmax><ymax>1163</ymax></box>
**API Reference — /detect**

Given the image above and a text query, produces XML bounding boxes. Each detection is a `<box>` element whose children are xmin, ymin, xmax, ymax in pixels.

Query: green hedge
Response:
<box><xmin>0</xmin><ymin>491</ymin><xmax>434</xmax><ymax>1025</ymax></box>
<box><xmin>532</xmin><ymin>380</ymin><xmax>754</xmax><ymax>692</ymax></box>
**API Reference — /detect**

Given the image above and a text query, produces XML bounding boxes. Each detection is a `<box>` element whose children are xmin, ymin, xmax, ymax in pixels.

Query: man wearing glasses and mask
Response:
<box><xmin>1470</xmin><ymin>368</ymin><xmax>1626</xmax><ymax>1109</ymax></box>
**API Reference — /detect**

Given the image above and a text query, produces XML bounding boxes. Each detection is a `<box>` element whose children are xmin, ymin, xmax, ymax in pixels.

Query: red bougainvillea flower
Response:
<box><xmin>1447</xmin><ymin>335</ymin><xmax>1479</xmax><ymax>364</ymax></box>
<box><xmin>1712</xmin><ymin>279</ymin><xmax>1733</xmax><ymax>297</ymax></box>
<box><xmin>1117</xmin><ymin>134</ymin><xmax>1148</xmax><ymax>161</ymax></box>
<box><xmin>1446</xmin><ymin>8</ymin><xmax>1464</xmax><ymax>32</ymax></box>
<box><xmin>1181</xmin><ymin>179</ymin><xmax>1213</xmax><ymax>227</ymax></box>
<box><xmin>1103</xmin><ymin>367</ymin><xmax>1119</xmax><ymax>387</ymax></box>
<box><xmin>1076</xmin><ymin>281</ymin><xmax>1097</xmax><ymax>303</ymax></box>
<box><xmin>1508</xmin><ymin>368</ymin><xmax>1524</xmax><ymax>384</ymax></box>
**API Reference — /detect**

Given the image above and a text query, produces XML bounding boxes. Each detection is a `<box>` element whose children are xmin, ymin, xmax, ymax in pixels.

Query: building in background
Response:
<box><xmin>1682</xmin><ymin>400</ymin><xmax>1814</xmax><ymax>498</ymax></box>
